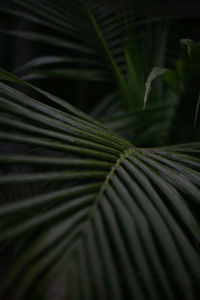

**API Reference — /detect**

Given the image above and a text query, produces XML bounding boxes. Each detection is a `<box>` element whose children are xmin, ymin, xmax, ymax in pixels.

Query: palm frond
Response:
<box><xmin>0</xmin><ymin>69</ymin><xmax>200</xmax><ymax>300</ymax></box>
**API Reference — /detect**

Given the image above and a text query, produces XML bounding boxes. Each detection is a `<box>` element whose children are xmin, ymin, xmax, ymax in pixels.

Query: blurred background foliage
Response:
<box><xmin>0</xmin><ymin>0</ymin><xmax>200</xmax><ymax>146</ymax></box>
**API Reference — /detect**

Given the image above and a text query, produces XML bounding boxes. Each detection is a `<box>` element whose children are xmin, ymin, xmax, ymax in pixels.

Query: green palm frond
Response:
<box><xmin>0</xmin><ymin>69</ymin><xmax>200</xmax><ymax>300</ymax></box>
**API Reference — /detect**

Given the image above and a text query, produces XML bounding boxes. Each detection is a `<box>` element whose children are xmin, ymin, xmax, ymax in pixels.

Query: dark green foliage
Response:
<box><xmin>0</xmin><ymin>1</ymin><xmax>200</xmax><ymax>299</ymax></box>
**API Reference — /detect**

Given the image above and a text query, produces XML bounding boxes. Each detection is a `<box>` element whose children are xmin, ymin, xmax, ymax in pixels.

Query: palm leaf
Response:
<box><xmin>0</xmin><ymin>69</ymin><xmax>200</xmax><ymax>300</ymax></box>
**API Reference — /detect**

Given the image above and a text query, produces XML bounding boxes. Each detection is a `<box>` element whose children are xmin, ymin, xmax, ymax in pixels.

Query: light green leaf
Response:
<box><xmin>194</xmin><ymin>92</ymin><xmax>200</xmax><ymax>127</ymax></box>
<box><xmin>144</xmin><ymin>67</ymin><xmax>169</xmax><ymax>109</ymax></box>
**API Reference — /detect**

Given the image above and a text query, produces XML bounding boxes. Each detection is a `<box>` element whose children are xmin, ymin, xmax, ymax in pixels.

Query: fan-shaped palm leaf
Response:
<box><xmin>0</xmin><ymin>69</ymin><xmax>200</xmax><ymax>300</ymax></box>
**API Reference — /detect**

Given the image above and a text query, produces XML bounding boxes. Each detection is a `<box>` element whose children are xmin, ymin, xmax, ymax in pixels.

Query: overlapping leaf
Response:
<box><xmin>0</xmin><ymin>69</ymin><xmax>200</xmax><ymax>299</ymax></box>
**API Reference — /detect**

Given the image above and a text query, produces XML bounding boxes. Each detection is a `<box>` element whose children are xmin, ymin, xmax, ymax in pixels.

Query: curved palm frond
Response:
<box><xmin>0</xmin><ymin>69</ymin><xmax>200</xmax><ymax>300</ymax></box>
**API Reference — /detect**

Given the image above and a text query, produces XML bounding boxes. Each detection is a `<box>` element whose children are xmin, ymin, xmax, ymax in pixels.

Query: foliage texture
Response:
<box><xmin>0</xmin><ymin>1</ymin><xmax>200</xmax><ymax>299</ymax></box>
<box><xmin>0</xmin><ymin>69</ymin><xmax>200</xmax><ymax>299</ymax></box>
